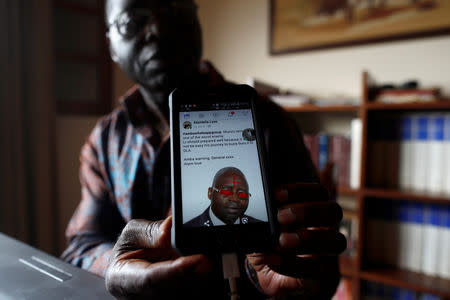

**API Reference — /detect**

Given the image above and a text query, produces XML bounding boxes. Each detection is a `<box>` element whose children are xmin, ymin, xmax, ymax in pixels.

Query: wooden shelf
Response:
<box><xmin>366</xmin><ymin>100</ymin><xmax>450</xmax><ymax>111</ymax></box>
<box><xmin>283</xmin><ymin>104</ymin><xmax>360</xmax><ymax>112</ymax></box>
<box><xmin>338</xmin><ymin>186</ymin><xmax>359</xmax><ymax>196</ymax></box>
<box><xmin>284</xmin><ymin>71</ymin><xmax>450</xmax><ymax>299</ymax></box>
<box><xmin>364</xmin><ymin>188</ymin><xmax>450</xmax><ymax>204</ymax></box>
<box><xmin>360</xmin><ymin>268</ymin><xmax>450</xmax><ymax>298</ymax></box>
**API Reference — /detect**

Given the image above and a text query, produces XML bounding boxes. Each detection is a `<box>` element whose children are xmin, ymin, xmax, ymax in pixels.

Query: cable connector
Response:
<box><xmin>222</xmin><ymin>253</ymin><xmax>240</xmax><ymax>300</ymax></box>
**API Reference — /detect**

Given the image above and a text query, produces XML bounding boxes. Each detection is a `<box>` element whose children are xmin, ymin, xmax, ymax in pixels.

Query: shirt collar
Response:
<box><xmin>209</xmin><ymin>206</ymin><xmax>240</xmax><ymax>225</ymax></box>
<box><xmin>119</xmin><ymin>61</ymin><xmax>225</xmax><ymax>147</ymax></box>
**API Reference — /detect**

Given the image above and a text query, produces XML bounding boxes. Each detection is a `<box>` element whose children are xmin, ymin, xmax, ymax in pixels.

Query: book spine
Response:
<box><xmin>383</xmin><ymin>199</ymin><xmax>398</xmax><ymax>267</ymax></box>
<box><xmin>311</xmin><ymin>134</ymin><xmax>319</xmax><ymax>171</ymax></box>
<box><xmin>366</xmin><ymin>201</ymin><xmax>383</xmax><ymax>265</ymax></box>
<box><xmin>438</xmin><ymin>206</ymin><xmax>450</xmax><ymax>279</ymax></box>
<box><xmin>411</xmin><ymin>115</ymin><xmax>429</xmax><ymax>192</ymax></box>
<box><xmin>426</xmin><ymin>115</ymin><xmax>445</xmax><ymax>194</ymax></box>
<box><xmin>350</xmin><ymin>119</ymin><xmax>362</xmax><ymax>189</ymax></box>
<box><xmin>444</xmin><ymin>114</ymin><xmax>450</xmax><ymax>195</ymax></box>
<box><xmin>367</xmin><ymin>118</ymin><xmax>385</xmax><ymax>187</ymax></box>
<box><xmin>398</xmin><ymin>115</ymin><xmax>413</xmax><ymax>190</ymax></box>
<box><xmin>385</xmin><ymin>117</ymin><xmax>399</xmax><ymax>188</ymax></box>
<box><xmin>405</xmin><ymin>203</ymin><xmax>424</xmax><ymax>273</ymax></box>
<box><xmin>342</xmin><ymin>137</ymin><xmax>351</xmax><ymax>188</ymax></box>
<box><xmin>318</xmin><ymin>133</ymin><xmax>329</xmax><ymax>171</ymax></box>
<box><xmin>397</xmin><ymin>201</ymin><xmax>410</xmax><ymax>270</ymax></box>
<box><xmin>421</xmin><ymin>204</ymin><xmax>440</xmax><ymax>276</ymax></box>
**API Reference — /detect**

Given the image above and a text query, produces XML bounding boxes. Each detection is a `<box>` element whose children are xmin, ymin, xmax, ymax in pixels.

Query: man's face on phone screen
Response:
<box><xmin>208</xmin><ymin>169</ymin><xmax>249</xmax><ymax>225</ymax></box>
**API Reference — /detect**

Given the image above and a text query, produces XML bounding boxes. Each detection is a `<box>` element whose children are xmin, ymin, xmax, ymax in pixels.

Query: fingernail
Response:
<box><xmin>278</xmin><ymin>207</ymin><xmax>295</xmax><ymax>224</ymax></box>
<box><xmin>280</xmin><ymin>232</ymin><xmax>299</xmax><ymax>248</ymax></box>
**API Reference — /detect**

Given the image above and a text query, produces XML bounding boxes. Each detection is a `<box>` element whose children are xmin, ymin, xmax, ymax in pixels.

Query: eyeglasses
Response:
<box><xmin>212</xmin><ymin>187</ymin><xmax>251</xmax><ymax>200</ymax></box>
<box><xmin>108</xmin><ymin>2</ymin><xmax>198</xmax><ymax>38</ymax></box>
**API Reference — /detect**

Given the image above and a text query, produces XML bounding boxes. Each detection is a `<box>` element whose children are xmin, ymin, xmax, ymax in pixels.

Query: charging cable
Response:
<box><xmin>222</xmin><ymin>253</ymin><xmax>240</xmax><ymax>300</ymax></box>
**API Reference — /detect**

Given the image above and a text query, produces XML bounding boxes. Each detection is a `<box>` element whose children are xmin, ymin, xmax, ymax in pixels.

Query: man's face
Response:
<box><xmin>209</xmin><ymin>170</ymin><xmax>250</xmax><ymax>225</ymax></box>
<box><xmin>106</xmin><ymin>0</ymin><xmax>202</xmax><ymax>92</ymax></box>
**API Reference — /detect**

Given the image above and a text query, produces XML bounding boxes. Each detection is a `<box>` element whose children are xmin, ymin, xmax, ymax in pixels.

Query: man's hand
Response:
<box><xmin>247</xmin><ymin>183</ymin><xmax>346</xmax><ymax>299</ymax></box>
<box><xmin>105</xmin><ymin>217</ymin><xmax>214</xmax><ymax>299</ymax></box>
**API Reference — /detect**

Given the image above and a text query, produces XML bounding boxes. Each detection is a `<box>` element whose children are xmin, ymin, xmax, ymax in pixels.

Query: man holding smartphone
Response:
<box><xmin>185</xmin><ymin>167</ymin><xmax>261</xmax><ymax>227</ymax></box>
<box><xmin>61</xmin><ymin>0</ymin><xmax>346</xmax><ymax>298</ymax></box>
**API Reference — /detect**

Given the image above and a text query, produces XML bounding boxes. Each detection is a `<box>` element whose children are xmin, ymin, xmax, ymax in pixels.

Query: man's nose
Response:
<box><xmin>229</xmin><ymin>192</ymin><xmax>239</xmax><ymax>203</ymax></box>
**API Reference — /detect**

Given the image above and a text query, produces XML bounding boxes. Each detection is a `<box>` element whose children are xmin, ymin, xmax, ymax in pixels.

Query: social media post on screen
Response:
<box><xmin>179</xmin><ymin>109</ymin><xmax>269</xmax><ymax>225</ymax></box>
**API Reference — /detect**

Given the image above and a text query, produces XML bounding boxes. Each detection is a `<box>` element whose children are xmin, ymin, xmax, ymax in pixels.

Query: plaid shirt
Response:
<box><xmin>61</xmin><ymin>63</ymin><xmax>318</xmax><ymax>282</ymax></box>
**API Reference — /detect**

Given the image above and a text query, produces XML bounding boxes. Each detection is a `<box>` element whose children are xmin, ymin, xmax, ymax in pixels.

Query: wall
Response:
<box><xmin>56</xmin><ymin>64</ymin><xmax>133</xmax><ymax>253</ymax></box>
<box><xmin>196</xmin><ymin>0</ymin><xmax>450</xmax><ymax>99</ymax></box>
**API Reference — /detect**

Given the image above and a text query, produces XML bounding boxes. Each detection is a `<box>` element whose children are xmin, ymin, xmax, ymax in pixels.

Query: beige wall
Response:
<box><xmin>197</xmin><ymin>0</ymin><xmax>450</xmax><ymax>98</ymax></box>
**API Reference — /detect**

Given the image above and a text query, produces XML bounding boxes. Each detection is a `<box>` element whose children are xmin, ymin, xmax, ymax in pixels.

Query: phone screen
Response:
<box><xmin>178</xmin><ymin>101</ymin><xmax>269</xmax><ymax>227</ymax></box>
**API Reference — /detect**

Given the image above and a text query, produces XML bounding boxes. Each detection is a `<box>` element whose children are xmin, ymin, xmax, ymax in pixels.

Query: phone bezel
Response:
<box><xmin>170</xmin><ymin>84</ymin><xmax>277</xmax><ymax>255</ymax></box>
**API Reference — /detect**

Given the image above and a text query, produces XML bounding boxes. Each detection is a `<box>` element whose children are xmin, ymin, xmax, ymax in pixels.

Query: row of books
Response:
<box><xmin>303</xmin><ymin>119</ymin><xmax>362</xmax><ymax>189</ymax></box>
<box><xmin>362</xmin><ymin>281</ymin><xmax>443</xmax><ymax>300</ymax></box>
<box><xmin>366</xmin><ymin>199</ymin><xmax>450</xmax><ymax>279</ymax></box>
<box><xmin>368</xmin><ymin>113</ymin><xmax>450</xmax><ymax>195</ymax></box>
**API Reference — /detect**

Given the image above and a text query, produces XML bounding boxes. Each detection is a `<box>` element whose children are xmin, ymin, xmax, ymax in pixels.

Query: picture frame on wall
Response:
<box><xmin>270</xmin><ymin>0</ymin><xmax>450</xmax><ymax>54</ymax></box>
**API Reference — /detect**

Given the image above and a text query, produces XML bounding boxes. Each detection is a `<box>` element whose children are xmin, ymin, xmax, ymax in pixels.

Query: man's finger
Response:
<box><xmin>268</xmin><ymin>255</ymin><xmax>339</xmax><ymax>279</ymax></box>
<box><xmin>279</xmin><ymin>229</ymin><xmax>347</xmax><ymax>255</ymax></box>
<box><xmin>278</xmin><ymin>202</ymin><xmax>343</xmax><ymax>228</ymax></box>
<box><xmin>106</xmin><ymin>254</ymin><xmax>212</xmax><ymax>298</ymax></box>
<box><xmin>114</xmin><ymin>217</ymin><xmax>172</xmax><ymax>255</ymax></box>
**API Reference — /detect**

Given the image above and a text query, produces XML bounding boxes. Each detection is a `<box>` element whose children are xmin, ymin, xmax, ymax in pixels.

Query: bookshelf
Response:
<box><xmin>277</xmin><ymin>71</ymin><xmax>450</xmax><ymax>299</ymax></box>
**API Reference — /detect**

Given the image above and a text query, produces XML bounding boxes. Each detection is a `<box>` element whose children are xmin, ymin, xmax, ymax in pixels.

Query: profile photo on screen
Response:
<box><xmin>185</xmin><ymin>167</ymin><xmax>262</xmax><ymax>227</ymax></box>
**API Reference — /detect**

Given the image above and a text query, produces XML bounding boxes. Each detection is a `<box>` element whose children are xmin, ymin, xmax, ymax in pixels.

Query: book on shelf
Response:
<box><xmin>421</xmin><ymin>204</ymin><xmax>440</xmax><ymax>276</ymax></box>
<box><xmin>368</xmin><ymin>112</ymin><xmax>450</xmax><ymax>196</ymax></box>
<box><xmin>350</xmin><ymin>119</ymin><xmax>362</xmax><ymax>189</ymax></box>
<box><xmin>366</xmin><ymin>199</ymin><xmax>450</xmax><ymax>279</ymax></box>
<box><xmin>374</xmin><ymin>88</ymin><xmax>440</xmax><ymax>104</ymax></box>
<box><xmin>339</xmin><ymin>211</ymin><xmax>358</xmax><ymax>258</ymax></box>
<box><xmin>399</xmin><ymin>115</ymin><xmax>413</xmax><ymax>190</ymax></box>
<box><xmin>303</xmin><ymin>133</ymin><xmax>351</xmax><ymax>188</ymax></box>
<box><xmin>411</xmin><ymin>114</ymin><xmax>429</xmax><ymax>192</ymax></box>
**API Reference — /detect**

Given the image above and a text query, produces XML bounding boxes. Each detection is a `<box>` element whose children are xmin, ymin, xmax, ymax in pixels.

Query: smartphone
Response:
<box><xmin>170</xmin><ymin>84</ymin><xmax>277</xmax><ymax>255</ymax></box>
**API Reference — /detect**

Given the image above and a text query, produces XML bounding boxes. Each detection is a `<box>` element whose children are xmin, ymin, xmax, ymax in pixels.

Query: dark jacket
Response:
<box><xmin>184</xmin><ymin>206</ymin><xmax>261</xmax><ymax>227</ymax></box>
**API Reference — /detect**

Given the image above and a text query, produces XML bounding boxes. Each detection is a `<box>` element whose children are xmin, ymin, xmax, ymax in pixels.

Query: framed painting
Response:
<box><xmin>270</xmin><ymin>0</ymin><xmax>450</xmax><ymax>54</ymax></box>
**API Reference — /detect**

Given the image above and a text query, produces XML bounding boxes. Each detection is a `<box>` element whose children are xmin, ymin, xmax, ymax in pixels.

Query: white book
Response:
<box><xmin>426</xmin><ymin>115</ymin><xmax>445</xmax><ymax>194</ymax></box>
<box><xmin>421</xmin><ymin>205</ymin><xmax>440</xmax><ymax>276</ymax></box>
<box><xmin>411</xmin><ymin>115</ymin><xmax>429</xmax><ymax>192</ymax></box>
<box><xmin>350</xmin><ymin>119</ymin><xmax>362</xmax><ymax>189</ymax></box>
<box><xmin>404</xmin><ymin>203</ymin><xmax>424</xmax><ymax>273</ymax></box>
<box><xmin>444</xmin><ymin>114</ymin><xmax>450</xmax><ymax>195</ymax></box>
<box><xmin>399</xmin><ymin>115</ymin><xmax>413</xmax><ymax>190</ymax></box>
<box><xmin>438</xmin><ymin>206</ymin><xmax>450</xmax><ymax>279</ymax></box>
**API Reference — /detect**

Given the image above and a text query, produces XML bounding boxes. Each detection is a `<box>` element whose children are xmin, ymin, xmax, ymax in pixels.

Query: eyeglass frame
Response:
<box><xmin>107</xmin><ymin>2</ymin><xmax>198</xmax><ymax>38</ymax></box>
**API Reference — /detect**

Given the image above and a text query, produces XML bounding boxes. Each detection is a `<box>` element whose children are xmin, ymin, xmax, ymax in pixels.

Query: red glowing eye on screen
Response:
<box><xmin>218</xmin><ymin>189</ymin><xmax>233</xmax><ymax>196</ymax></box>
<box><xmin>213</xmin><ymin>188</ymin><xmax>251</xmax><ymax>199</ymax></box>
<box><xmin>237</xmin><ymin>192</ymin><xmax>250</xmax><ymax>199</ymax></box>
